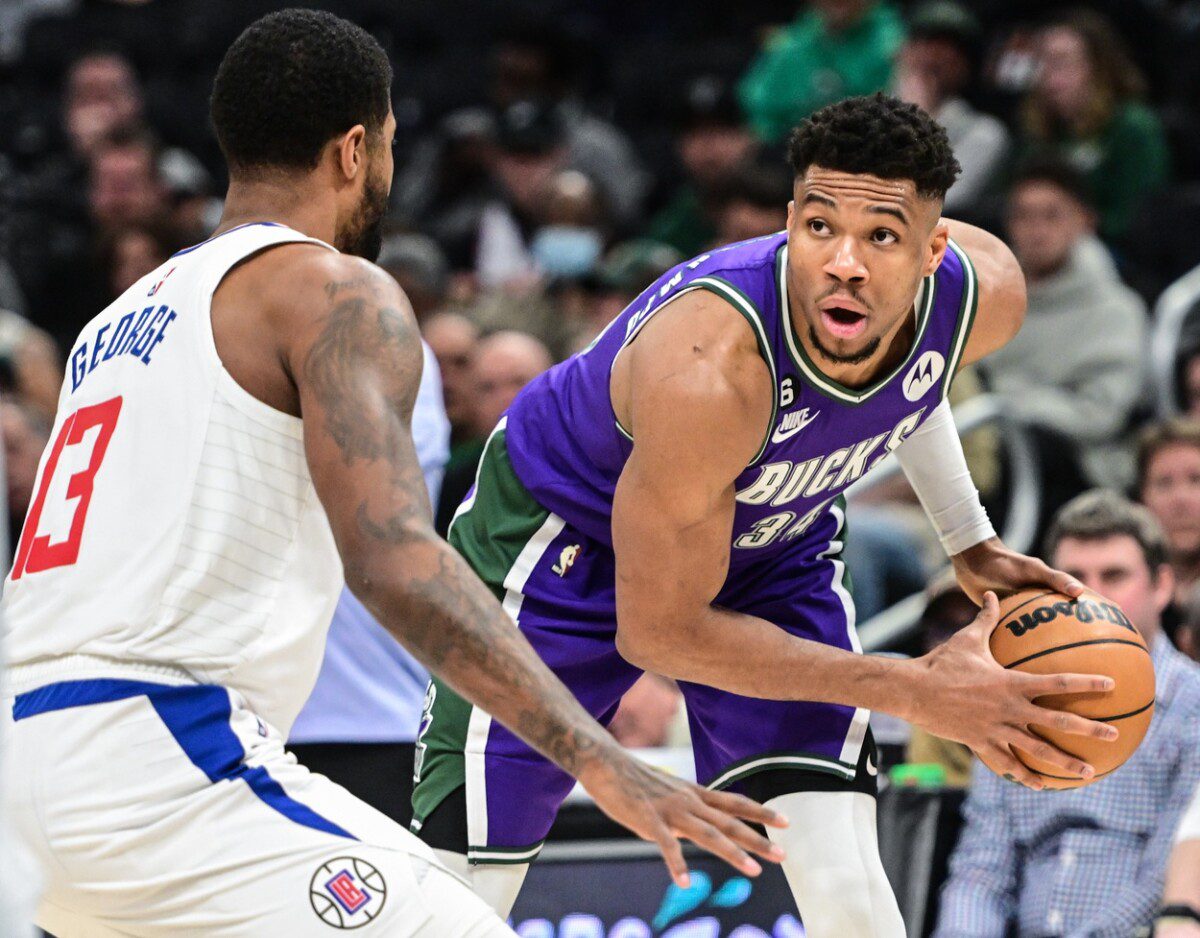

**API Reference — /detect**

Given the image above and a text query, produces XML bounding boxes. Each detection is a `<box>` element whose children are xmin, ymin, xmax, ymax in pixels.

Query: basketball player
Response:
<box><xmin>0</xmin><ymin>11</ymin><xmax>786</xmax><ymax>936</ymax></box>
<box><xmin>411</xmin><ymin>94</ymin><xmax>1119</xmax><ymax>935</ymax></box>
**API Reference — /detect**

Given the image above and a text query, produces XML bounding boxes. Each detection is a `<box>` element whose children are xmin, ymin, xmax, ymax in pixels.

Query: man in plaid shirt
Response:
<box><xmin>935</xmin><ymin>491</ymin><xmax>1200</xmax><ymax>938</ymax></box>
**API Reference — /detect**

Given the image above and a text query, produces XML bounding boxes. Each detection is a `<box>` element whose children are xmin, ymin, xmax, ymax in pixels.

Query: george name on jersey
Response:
<box><xmin>69</xmin><ymin>303</ymin><xmax>178</xmax><ymax>394</ymax></box>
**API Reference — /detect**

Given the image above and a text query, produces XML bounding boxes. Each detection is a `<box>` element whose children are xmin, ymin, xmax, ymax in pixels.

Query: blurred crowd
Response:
<box><xmin>8</xmin><ymin>0</ymin><xmax>1200</xmax><ymax>934</ymax></box>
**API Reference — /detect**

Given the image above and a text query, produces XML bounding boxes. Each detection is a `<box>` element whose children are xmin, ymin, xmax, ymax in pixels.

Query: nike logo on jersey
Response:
<box><xmin>902</xmin><ymin>351</ymin><xmax>946</xmax><ymax>402</ymax></box>
<box><xmin>770</xmin><ymin>408</ymin><xmax>820</xmax><ymax>443</ymax></box>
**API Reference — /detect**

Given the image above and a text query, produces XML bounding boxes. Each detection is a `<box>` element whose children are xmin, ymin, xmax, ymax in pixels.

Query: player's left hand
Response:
<box><xmin>579</xmin><ymin>752</ymin><xmax>788</xmax><ymax>888</ymax></box>
<box><xmin>950</xmin><ymin>537</ymin><xmax>1084</xmax><ymax>606</ymax></box>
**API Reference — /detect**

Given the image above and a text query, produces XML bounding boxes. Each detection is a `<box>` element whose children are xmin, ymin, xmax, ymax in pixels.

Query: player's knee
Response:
<box><xmin>796</xmin><ymin>862</ymin><xmax>899</xmax><ymax>938</ymax></box>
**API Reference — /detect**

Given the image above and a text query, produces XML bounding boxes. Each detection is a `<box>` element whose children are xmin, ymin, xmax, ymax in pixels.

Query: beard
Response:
<box><xmin>339</xmin><ymin>169</ymin><xmax>389</xmax><ymax>261</ymax></box>
<box><xmin>808</xmin><ymin>324</ymin><xmax>881</xmax><ymax>366</ymax></box>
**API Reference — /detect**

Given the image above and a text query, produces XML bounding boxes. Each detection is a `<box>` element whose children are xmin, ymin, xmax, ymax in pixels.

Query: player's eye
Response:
<box><xmin>807</xmin><ymin>219</ymin><xmax>830</xmax><ymax>235</ymax></box>
<box><xmin>871</xmin><ymin>229</ymin><xmax>898</xmax><ymax>245</ymax></box>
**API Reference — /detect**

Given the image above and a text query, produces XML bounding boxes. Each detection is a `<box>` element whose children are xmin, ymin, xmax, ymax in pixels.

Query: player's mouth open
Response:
<box><xmin>821</xmin><ymin>306</ymin><xmax>867</xmax><ymax>339</ymax></box>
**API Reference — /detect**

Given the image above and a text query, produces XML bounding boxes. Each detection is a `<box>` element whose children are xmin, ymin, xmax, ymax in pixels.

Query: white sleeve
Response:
<box><xmin>894</xmin><ymin>398</ymin><xmax>996</xmax><ymax>556</ymax></box>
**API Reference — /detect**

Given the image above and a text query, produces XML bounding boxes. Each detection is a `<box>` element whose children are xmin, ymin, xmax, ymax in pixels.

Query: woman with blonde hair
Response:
<box><xmin>1018</xmin><ymin>8</ymin><xmax>1170</xmax><ymax>239</ymax></box>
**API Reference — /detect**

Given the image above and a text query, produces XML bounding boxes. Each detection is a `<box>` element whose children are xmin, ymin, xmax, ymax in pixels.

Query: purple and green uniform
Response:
<box><xmin>411</xmin><ymin>232</ymin><xmax>978</xmax><ymax>863</ymax></box>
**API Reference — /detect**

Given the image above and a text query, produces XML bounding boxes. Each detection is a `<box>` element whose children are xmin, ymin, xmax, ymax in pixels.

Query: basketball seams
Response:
<box><xmin>1097</xmin><ymin>698</ymin><xmax>1155</xmax><ymax>722</ymax></box>
<box><xmin>1002</xmin><ymin>637</ymin><xmax>1150</xmax><ymax>670</ymax></box>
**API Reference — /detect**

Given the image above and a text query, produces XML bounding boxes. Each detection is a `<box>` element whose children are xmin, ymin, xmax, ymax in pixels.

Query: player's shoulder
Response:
<box><xmin>247</xmin><ymin>248</ymin><xmax>407</xmax><ymax>327</ymax></box>
<box><xmin>690</xmin><ymin>232</ymin><xmax>786</xmax><ymax>279</ymax></box>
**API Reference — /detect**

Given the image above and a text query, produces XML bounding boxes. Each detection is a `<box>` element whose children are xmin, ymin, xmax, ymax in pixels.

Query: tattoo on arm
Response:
<box><xmin>302</xmin><ymin>278</ymin><xmax>610</xmax><ymax>778</ymax></box>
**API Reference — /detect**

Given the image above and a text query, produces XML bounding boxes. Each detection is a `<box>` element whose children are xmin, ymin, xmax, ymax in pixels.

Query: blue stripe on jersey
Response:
<box><xmin>13</xmin><ymin>678</ymin><xmax>356</xmax><ymax>841</ymax></box>
<box><xmin>170</xmin><ymin>221</ymin><xmax>283</xmax><ymax>257</ymax></box>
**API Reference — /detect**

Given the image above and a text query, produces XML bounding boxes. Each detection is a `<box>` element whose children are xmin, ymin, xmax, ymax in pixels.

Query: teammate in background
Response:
<box><xmin>0</xmin><ymin>11</ymin><xmax>784</xmax><ymax>936</ymax></box>
<box><xmin>412</xmin><ymin>94</ymin><xmax>1117</xmax><ymax>935</ymax></box>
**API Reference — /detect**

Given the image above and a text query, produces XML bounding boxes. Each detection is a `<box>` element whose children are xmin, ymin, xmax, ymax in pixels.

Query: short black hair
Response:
<box><xmin>210</xmin><ymin>9</ymin><xmax>392</xmax><ymax>173</ymax></box>
<box><xmin>787</xmin><ymin>93</ymin><xmax>960</xmax><ymax>200</ymax></box>
<box><xmin>1010</xmin><ymin>155</ymin><xmax>1094</xmax><ymax>210</ymax></box>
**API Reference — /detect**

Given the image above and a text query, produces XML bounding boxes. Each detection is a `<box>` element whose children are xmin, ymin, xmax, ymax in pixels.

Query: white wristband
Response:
<box><xmin>893</xmin><ymin>399</ymin><xmax>996</xmax><ymax>556</ymax></box>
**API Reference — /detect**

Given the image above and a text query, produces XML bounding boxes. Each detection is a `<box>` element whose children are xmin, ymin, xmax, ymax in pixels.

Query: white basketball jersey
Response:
<box><xmin>3</xmin><ymin>222</ymin><xmax>345</xmax><ymax>735</ymax></box>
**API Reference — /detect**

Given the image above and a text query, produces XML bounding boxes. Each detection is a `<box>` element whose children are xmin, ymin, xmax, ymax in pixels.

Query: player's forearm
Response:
<box><xmin>347</xmin><ymin>530</ymin><xmax>620</xmax><ymax>780</ymax></box>
<box><xmin>617</xmin><ymin>604</ymin><xmax>921</xmax><ymax>718</ymax></box>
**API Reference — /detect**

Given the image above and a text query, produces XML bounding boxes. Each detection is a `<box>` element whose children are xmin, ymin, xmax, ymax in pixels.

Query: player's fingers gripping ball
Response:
<box><xmin>982</xmin><ymin>588</ymin><xmax>1155</xmax><ymax>789</ymax></box>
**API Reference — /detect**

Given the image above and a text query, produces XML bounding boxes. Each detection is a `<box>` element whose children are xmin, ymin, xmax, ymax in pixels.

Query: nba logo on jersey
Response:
<box><xmin>309</xmin><ymin>857</ymin><xmax>388</xmax><ymax>929</ymax></box>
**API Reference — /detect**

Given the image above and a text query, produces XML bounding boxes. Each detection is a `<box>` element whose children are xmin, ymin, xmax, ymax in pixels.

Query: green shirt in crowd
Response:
<box><xmin>738</xmin><ymin>1</ymin><xmax>906</xmax><ymax>143</ymax></box>
<box><xmin>1016</xmin><ymin>101</ymin><xmax>1171</xmax><ymax>240</ymax></box>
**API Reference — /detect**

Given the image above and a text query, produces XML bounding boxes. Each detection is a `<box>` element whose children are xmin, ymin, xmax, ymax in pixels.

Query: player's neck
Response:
<box><xmin>216</xmin><ymin>174</ymin><xmax>339</xmax><ymax>248</ymax></box>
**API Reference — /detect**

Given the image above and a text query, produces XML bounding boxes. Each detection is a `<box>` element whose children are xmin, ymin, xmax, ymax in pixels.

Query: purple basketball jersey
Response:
<box><xmin>504</xmin><ymin>231</ymin><xmax>978</xmax><ymax>591</ymax></box>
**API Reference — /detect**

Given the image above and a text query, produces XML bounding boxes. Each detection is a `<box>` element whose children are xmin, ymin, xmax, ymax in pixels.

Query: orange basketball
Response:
<box><xmin>981</xmin><ymin>587</ymin><xmax>1155</xmax><ymax>789</ymax></box>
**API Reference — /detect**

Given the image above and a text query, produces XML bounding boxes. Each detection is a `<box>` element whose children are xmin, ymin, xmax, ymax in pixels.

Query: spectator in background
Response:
<box><xmin>1</xmin><ymin>401</ymin><xmax>51</xmax><ymax>556</ymax></box>
<box><xmin>476</xmin><ymin>99</ymin><xmax>567</xmax><ymax>289</ymax></box>
<box><xmin>62</xmin><ymin>49</ymin><xmax>144</xmax><ymax>163</ymax></box>
<box><xmin>711</xmin><ymin>155</ymin><xmax>793</xmax><ymax>246</ymax></box>
<box><xmin>738</xmin><ymin>0</ymin><xmax>905</xmax><ymax>143</ymax></box>
<box><xmin>288</xmin><ymin>343</ymin><xmax>450</xmax><ymax>827</ymax></box>
<box><xmin>1016</xmin><ymin>9</ymin><xmax>1170</xmax><ymax>241</ymax></box>
<box><xmin>0</xmin><ymin>310</ymin><xmax>63</xmax><ymax>419</ymax></box>
<box><xmin>1160</xmin><ymin>778</ymin><xmax>1200</xmax><ymax>937</ymax></box>
<box><xmin>88</xmin><ymin>129</ymin><xmax>169</xmax><ymax>231</ymax></box>
<box><xmin>436</xmin><ymin>330</ymin><xmax>552</xmax><ymax>533</ymax></box>
<box><xmin>1138</xmin><ymin>420</ymin><xmax>1200</xmax><ymax>621</ymax></box>
<box><xmin>472</xmin><ymin>331</ymin><xmax>553</xmax><ymax>440</ymax></box>
<box><xmin>423</xmin><ymin>312</ymin><xmax>480</xmax><ymax>455</ymax></box>
<box><xmin>648</xmin><ymin>77</ymin><xmax>759</xmax><ymax>258</ymax></box>
<box><xmin>103</xmin><ymin>222</ymin><xmax>175</xmax><ymax>297</ymax></box>
<box><xmin>1175</xmin><ymin>586</ymin><xmax>1200</xmax><ymax>665</ymax></box>
<box><xmin>893</xmin><ymin>1</ymin><xmax>1009</xmax><ymax>217</ymax></box>
<box><xmin>981</xmin><ymin>159</ymin><xmax>1146</xmax><ymax>516</ymax></box>
<box><xmin>935</xmin><ymin>490</ymin><xmax>1200</xmax><ymax>938</ymax></box>
<box><xmin>377</xmin><ymin>234</ymin><xmax>450</xmax><ymax>324</ymax></box>
<box><xmin>1178</xmin><ymin>343</ymin><xmax>1200</xmax><ymax>420</ymax></box>
<box><xmin>489</xmin><ymin>22</ymin><xmax>648</xmax><ymax>227</ymax></box>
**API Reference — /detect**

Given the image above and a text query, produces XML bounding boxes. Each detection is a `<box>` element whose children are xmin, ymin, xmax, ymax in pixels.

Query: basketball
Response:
<box><xmin>982</xmin><ymin>588</ymin><xmax>1156</xmax><ymax>789</ymax></box>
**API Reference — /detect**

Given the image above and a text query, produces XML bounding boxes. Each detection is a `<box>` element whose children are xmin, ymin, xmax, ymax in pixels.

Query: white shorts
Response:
<box><xmin>2</xmin><ymin>676</ymin><xmax>514</xmax><ymax>937</ymax></box>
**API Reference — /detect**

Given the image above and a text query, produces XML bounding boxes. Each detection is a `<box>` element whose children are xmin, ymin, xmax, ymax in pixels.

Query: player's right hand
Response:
<box><xmin>579</xmin><ymin>750</ymin><xmax>788</xmax><ymax>888</ymax></box>
<box><xmin>906</xmin><ymin>591</ymin><xmax>1117</xmax><ymax>790</ymax></box>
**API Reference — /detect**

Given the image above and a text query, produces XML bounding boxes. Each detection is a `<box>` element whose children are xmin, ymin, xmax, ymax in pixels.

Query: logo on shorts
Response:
<box><xmin>310</xmin><ymin>857</ymin><xmax>387</xmax><ymax>929</ymax></box>
<box><xmin>552</xmin><ymin>544</ymin><xmax>582</xmax><ymax>577</ymax></box>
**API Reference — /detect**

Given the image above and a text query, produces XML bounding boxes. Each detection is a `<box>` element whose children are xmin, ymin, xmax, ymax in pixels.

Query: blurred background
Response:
<box><xmin>8</xmin><ymin>0</ymin><xmax>1200</xmax><ymax>935</ymax></box>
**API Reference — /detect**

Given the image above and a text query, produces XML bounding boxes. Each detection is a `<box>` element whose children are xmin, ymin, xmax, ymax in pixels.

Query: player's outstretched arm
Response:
<box><xmin>282</xmin><ymin>255</ymin><xmax>784</xmax><ymax>883</ymax></box>
<box><xmin>610</xmin><ymin>291</ymin><xmax>1115</xmax><ymax>789</ymax></box>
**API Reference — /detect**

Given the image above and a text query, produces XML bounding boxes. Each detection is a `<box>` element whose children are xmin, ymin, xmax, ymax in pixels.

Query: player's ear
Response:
<box><xmin>786</xmin><ymin>199</ymin><xmax>795</xmax><ymax>230</ymax></box>
<box><xmin>336</xmin><ymin>124</ymin><xmax>368</xmax><ymax>181</ymax></box>
<box><xmin>924</xmin><ymin>220</ymin><xmax>950</xmax><ymax>278</ymax></box>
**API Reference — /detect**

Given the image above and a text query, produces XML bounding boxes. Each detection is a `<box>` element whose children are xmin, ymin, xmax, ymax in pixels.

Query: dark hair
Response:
<box><xmin>1044</xmin><ymin>489</ymin><xmax>1168</xmax><ymax>572</ymax></box>
<box><xmin>786</xmin><ymin>93</ymin><xmax>960</xmax><ymax>200</ymax></box>
<box><xmin>1025</xmin><ymin>9</ymin><xmax>1146</xmax><ymax>139</ymax></box>
<box><xmin>210</xmin><ymin>9</ymin><xmax>392</xmax><ymax>173</ymax></box>
<box><xmin>1137</xmin><ymin>418</ymin><xmax>1200</xmax><ymax>493</ymax></box>
<box><xmin>1010</xmin><ymin>156</ymin><xmax>1094</xmax><ymax>210</ymax></box>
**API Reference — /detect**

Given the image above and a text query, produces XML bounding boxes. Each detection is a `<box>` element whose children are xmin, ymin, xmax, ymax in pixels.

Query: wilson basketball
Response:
<box><xmin>983</xmin><ymin>588</ymin><xmax>1155</xmax><ymax>789</ymax></box>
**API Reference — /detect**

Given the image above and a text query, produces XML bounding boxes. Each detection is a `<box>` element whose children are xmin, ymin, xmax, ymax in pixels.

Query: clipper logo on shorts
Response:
<box><xmin>310</xmin><ymin>857</ymin><xmax>387</xmax><ymax>929</ymax></box>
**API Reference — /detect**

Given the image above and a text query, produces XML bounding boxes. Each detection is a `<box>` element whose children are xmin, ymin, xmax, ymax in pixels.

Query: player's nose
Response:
<box><xmin>823</xmin><ymin>236</ymin><xmax>868</xmax><ymax>284</ymax></box>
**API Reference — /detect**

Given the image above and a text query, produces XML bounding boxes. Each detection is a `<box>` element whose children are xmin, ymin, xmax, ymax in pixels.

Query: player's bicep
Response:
<box><xmin>612</xmin><ymin>337</ymin><xmax>768</xmax><ymax>640</ymax></box>
<box><xmin>287</xmin><ymin>265</ymin><xmax>432</xmax><ymax>570</ymax></box>
<box><xmin>946</xmin><ymin>220</ymin><xmax>1027</xmax><ymax>367</ymax></box>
